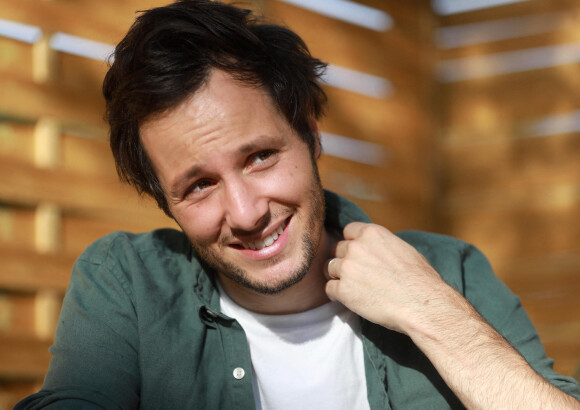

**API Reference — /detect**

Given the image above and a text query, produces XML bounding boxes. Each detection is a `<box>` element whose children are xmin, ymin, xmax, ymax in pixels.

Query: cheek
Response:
<box><xmin>173</xmin><ymin>201</ymin><xmax>223</xmax><ymax>244</ymax></box>
<box><xmin>260</xmin><ymin>168</ymin><xmax>308</xmax><ymax>203</ymax></box>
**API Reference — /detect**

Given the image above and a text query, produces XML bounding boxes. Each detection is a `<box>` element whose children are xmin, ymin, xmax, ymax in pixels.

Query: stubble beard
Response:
<box><xmin>192</xmin><ymin>168</ymin><xmax>325</xmax><ymax>295</ymax></box>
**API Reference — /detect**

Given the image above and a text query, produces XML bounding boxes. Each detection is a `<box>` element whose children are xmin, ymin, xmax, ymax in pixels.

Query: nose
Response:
<box><xmin>223</xmin><ymin>177</ymin><xmax>269</xmax><ymax>232</ymax></box>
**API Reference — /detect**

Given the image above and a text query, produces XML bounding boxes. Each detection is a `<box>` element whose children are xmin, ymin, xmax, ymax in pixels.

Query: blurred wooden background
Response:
<box><xmin>0</xmin><ymin>0</ymin><xmax>578</xmax><ymax>406</ymax></box>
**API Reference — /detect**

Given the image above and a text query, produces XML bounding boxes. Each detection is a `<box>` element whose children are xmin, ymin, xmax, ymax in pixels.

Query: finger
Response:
<box><xmin>342</xmin><ymin>222</ymin><xmax>367</xmax><ymax>240</ymax></box>
<box><xmin>334</xmin><ymin>240</ymin><xmax>348</xmax><ymax>258</ymax></box>
<box><xmin>343</xmin><ymin>222</ymin><xmax>395</xmax><ymax>243</ymax></box>
<box><xmin>324</xmin><ymin>279</ymin><xmax>339</xmax><ymax>302</ymax></box>
<box><xmin>324</xmin><ymin>258</ymin><xmax>340</xmax><ymax>280</ymax></box>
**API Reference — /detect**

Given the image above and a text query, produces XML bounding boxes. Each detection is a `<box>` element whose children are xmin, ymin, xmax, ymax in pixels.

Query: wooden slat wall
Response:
<box><xmin>0</xmin><ymin>5</ymin><xmax>178</xmax><ymax>405</ymax></box>
<box><xmin>437</xmin><ymin>0</ymin><xmax>580</xmax><ymax>377</ymax></box>
<box><xmin>1</xmin><ymin>0</ymin><xmax>578</xmax><ymax>406</ymax></box>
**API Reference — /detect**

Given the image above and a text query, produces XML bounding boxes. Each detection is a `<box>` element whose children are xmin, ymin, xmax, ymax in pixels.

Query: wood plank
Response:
<box><xmin>0</xmin><ymin>155</ymin><xmax>172</xmax><ymax>228</ymax></box>
<box><xmin>344</xmin><ymin>195</ymin><xmax>435</xmax><ymax>232</ymax></box>
<box><xmin>0</xmin><ymin>293</ymin><xmax>40</xmax><ymax>337</ymax></box>
<box><xmin>62</xmin><ymin>132</ymin><xmax>116</xmax><ymax>178</ymax></box>
<box><xmin>442</xmin><ymin>134</ymin><xmax>580</xmax><ymax>195</ymax></box>
<box><xmin>443</xmin><ymin>205</ymin><xmax>580</xmax><ymax>262</ymax></box>
<box><xmin>537</xmin><ymin>322</ymin><xmax>580</xmax><ymax>377</ymax></box>
<box><xmin>484</xmin><ymin>256</ymin><xmax>580</xmax><ymax>333</ymax></box>
<box><xmin>443</xmin><ymin>180</ymin><xmax>580</xmax><ymax>215</ymax></box>
<box><xmin>0</xmin><ymin>206</ymin><xmax>35</xmax><ymax>250</ymax></box>
<box><xmin>319</xmin><ymin>156</ymin><xmax>436</xmax><ymax>205</ymax></box>
<box><xmin>0</xmin><ymin>74</ymin><xmax>104</xmax><ymax>127</ymax></box>
<box><xmin>323</xmin><ymin>86</ymin><xmax>436</xmax><ymax>146</ymax></box>
<box><xmin>0</xmin><ymin>203</ymin><xmax>177</xmax><ymax>256</ymax></box>
<box><xmin>507</xmin><ymin>276</ymin><xmax>580</xmax><ymax>324</ymax></box>
<box><xmin>439</xmin><ymin>67</ymin><xmax>580</xmax><ymax>134</ymax></box>
<box><xmin>494</xmin><ymin>253</ymin><xmax>580</xmax><ymax>281</ymax></box>
<box><xmin>0</xmin><ymin>381</ymin><xmax>41</xmax><ymax>410</ymax></box>
<box><xmin>61</xmin><ymin>212</ymin><xmax>179</xmax><ymax>256</ymax></box>
<box><xmin>0</xmin><ymin>37</ymin><xmax>33</xmax><ymax>79</ymax></box>
<box><xmin>0</xmin><ymin>335</ymin><xmax>51</xmax><ymax>380</ymax></box>
<box><xmin>58</xmin><ymin>53</ymin><xmax>109</xmax><ymax>95</ymax></box>
<box><xmin>0</xmin><ymin>247</ymin><xmax>73</xmax><ymax>292</ymax></box>
<box><xmin>0</xmin><ymin>122</ymin><xmax>34</xmax><ymax>164</ymax></box>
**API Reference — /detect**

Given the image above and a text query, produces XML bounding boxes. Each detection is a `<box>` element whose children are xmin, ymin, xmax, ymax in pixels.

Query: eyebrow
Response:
<box><xmin>238</xmin><ymin>141</ymin><xmax>262</xmax><ymax>155</ymax></box>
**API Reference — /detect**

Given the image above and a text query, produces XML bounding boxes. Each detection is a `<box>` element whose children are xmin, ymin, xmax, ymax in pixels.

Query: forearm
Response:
<box><xmin>325</xmin><ymin>223</ymin><xmax>580</xmax><ymax>407</ymax></box>
<box><xmin>405</xmin><ymin>287</ymin><xmax>580</xmax><ymax>409</ymax></box>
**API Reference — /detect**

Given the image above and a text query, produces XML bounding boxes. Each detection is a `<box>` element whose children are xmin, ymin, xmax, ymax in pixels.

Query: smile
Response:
<box><xmin>241</xmin><ymin>220</ymin><xmax>287</xmax><ymax>250</ymax></box>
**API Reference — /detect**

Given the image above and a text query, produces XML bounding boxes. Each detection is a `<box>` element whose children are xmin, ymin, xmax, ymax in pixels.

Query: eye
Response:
<box><xmin>185</xmin><ymin>178</ymin><xmax>215</xmax><ymax>199</ymax></box>
<box><xmin>253</xmin><ymin>149</ymin><xmax>273</xmax><ymax>163</ymax></box>
<box><xmin>248</xmin><ymin>149</ymin><xmax>277</xmax><ymax>168</ymax></box>
<box><xmin>193</xmin><ymin>179</ymin><xmax>213</xmax><ymax>191</ymax></box>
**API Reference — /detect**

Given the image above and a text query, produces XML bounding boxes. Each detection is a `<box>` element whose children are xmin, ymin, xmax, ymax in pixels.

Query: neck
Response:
<box><xmin>217</xmin><ymin>228</ymin><xmax>337</xmax><ymax>315</ymax></box>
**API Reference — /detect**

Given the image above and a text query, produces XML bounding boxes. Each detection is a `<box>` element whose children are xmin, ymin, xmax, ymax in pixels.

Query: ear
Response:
<box><xmin>309</xmin><ymin>118</ymin><xmax>322</xmax><ymax>159</ymax></box>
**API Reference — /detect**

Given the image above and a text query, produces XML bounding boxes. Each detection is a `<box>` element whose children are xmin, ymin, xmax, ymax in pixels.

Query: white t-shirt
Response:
<box><xmin>219</xmin><ymin>287</ymin><xmax>370</xmax><ymax>410</ymax></box>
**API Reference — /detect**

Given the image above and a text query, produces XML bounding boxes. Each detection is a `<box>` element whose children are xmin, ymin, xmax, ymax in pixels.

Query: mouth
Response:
<box><xmin>239</xmin><ymin>218</ymin><xmax>288</xmax><ymax>250</ymax></box>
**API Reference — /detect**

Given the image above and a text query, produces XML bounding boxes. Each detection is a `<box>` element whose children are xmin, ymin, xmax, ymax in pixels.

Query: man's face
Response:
<box><xmin>140</xmin><ymin>70</ymin><xmax>326</xmax><ymax>295</ymax></box>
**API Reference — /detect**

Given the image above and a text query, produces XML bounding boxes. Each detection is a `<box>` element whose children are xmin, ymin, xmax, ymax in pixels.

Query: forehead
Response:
<box><xmin>143</xmin><ymin>70</ymin><xmax>279</xmax><ymax>135</ymax></box>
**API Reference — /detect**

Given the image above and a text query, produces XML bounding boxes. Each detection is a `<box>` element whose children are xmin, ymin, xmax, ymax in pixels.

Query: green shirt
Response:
<box><xmin>16</xmin><ymin>191</ymin><xmax>580</xmax><ymax>409</ymax></box>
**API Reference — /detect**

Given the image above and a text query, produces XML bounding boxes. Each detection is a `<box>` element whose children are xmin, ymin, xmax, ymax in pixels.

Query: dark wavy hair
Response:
<box><xmin>103</xmin><ymin>0</ymin><xmax>328</xmax><ymax>216</ymax></box>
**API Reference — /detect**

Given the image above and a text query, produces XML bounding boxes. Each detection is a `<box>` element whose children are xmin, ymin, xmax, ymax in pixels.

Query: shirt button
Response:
<box><xmin>233</xmin><ymin>367</ymin><xmax>245</xmax><ymax>380</ymax></box>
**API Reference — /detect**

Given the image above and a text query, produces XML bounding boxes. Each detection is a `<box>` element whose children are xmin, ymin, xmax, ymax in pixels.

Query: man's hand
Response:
<box><xmin>324</xmin><ymin>222</ymin><xmax>453</xmax><ymax>335</ymax></box>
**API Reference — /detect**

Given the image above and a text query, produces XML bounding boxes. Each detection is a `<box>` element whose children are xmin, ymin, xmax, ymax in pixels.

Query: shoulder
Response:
<box><xmin>395</xmin><ymin>230</ymin><xmax>475</xmax><ymax>264</ymax></box>
<box><xmin>73</xmin><ymin>228</ymin><xmax>200</xmax><ymax>291</ymax></box>
<box><xmin>77</xmin><ymin>228</ymin><xmax>192</xmax><ymax>265</ymax></box>
<box><xmin>395</xmin><ymin>230</ymin><xmax>490</xmax><ymax>293</ymax></box>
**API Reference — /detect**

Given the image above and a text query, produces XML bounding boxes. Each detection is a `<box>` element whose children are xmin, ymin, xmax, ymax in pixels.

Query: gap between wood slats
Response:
<box><xmin>438</xmin><ymin>0</ymin><xmax>578</xmax><ymax>26</ymax></box>
<box><xmin>439</xmin><ymin>27</ymin><xmax>580</xmax><ymax>60</ymax></box>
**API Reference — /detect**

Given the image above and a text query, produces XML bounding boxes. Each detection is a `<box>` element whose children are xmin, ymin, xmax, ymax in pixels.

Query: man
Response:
<box><xmin>17</xmin><ymin>1</ymin><xmax>580</xmax><ymax>409</ymax></box>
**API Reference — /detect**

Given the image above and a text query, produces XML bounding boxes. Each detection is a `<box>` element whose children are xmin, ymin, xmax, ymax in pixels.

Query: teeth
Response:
<box><xmin>241</xmin><ymin>221</ymin><xmax>286</xmax><ymax>250</ymax></box>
